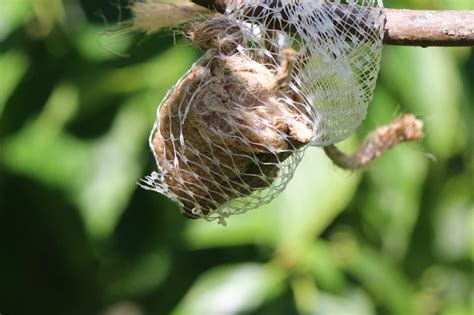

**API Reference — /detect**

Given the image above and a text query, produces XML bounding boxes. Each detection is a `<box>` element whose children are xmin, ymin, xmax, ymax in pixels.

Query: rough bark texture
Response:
<box><xmin>323</xmin><ymin>114</ymin><xmax>424</xmax><ymax>170</ymax></box>
<box><xmin>384</xmin><ymin>9</ymin><xmax>474</xmax><ymax>46</ymax></box>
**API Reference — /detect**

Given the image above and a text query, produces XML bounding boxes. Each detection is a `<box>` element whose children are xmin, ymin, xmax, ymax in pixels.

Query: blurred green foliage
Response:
<box><xmin>0</xmin><ymin>1</ymin><xmax>473</xmax><ymax>315</ymax></box>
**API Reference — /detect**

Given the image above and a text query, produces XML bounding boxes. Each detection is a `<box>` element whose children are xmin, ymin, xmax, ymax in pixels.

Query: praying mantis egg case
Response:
<box><xmin>151</xmin><ymin>38</ymin><xmax>313</xmax><ymax>218</ymax></box>
<box><xmin>138</xmin><ymin>0</ymin><xmax>386</xmax><ymax>222</ymax></box>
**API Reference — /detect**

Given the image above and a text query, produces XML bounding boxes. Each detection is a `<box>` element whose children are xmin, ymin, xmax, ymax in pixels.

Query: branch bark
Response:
<box><xmin>323</xmin><ymin>114</ymin><xmax>424</xmax><ymax>170</ymax></box>
<box><xmin>192</xmin><ymin>0</ymin><xmax>474</xmax><ymax>47</ymax></box>
<box><xmin>384</xmin><ymin>9</ymin><xmax>474</xmax><ymax>46</ymax></box>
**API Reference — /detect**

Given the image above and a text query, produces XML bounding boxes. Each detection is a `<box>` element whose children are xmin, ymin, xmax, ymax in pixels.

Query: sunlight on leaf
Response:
<box><xmin>75</xmin><ymin>24</ymin><xmax>135</xmax><ymax>61</ymax></box>
<box><xmin>315</xmin><ymin>289</ymin><xmax>375</xmax><ymax>315</ymax></box>
<box><xmin>0</xmin><ymin>0</ymin><xmax>32</xmax><ymax>40</ymax></box>
<box><xmin>172</xmin><ymin>263</ymin><xmax>285</xmax><ymax>315</ymax></box>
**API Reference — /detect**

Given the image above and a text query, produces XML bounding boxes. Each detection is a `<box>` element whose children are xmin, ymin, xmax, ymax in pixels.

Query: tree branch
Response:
<box><xmin>191</xmin><ymin>0</ymin><xmax>474</xmax><ymax>47</ymax></box>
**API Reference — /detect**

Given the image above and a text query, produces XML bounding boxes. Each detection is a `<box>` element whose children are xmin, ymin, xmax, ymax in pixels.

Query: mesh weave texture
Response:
<box><xmin>141</xmin><ymin>0</ymin><xmax>385</xmax><ymax>223</ymax></box>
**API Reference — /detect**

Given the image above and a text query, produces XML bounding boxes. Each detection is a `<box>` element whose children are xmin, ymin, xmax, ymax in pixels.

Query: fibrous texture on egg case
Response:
<box><xmin>150</xmin><ymin>48</ymin><xmax>313</xmax><ymax>218</ymax></box>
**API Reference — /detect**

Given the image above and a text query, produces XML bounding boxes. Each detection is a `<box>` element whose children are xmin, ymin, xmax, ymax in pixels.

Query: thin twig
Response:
<box><xmin>323</xmin><ymin>114</ymin><xmax>424</xmax><ymax>170</ymax></box>
<box><xmin>191</xmin><ymin>0</ymin><xmax>474</xmax><ymax>47</ymax></box>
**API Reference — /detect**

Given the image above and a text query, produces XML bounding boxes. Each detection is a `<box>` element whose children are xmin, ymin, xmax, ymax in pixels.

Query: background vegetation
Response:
<box><xmin>0</xmin><ymin>0</ymin><xmax>472</xmax><ymax>314</ymax></box>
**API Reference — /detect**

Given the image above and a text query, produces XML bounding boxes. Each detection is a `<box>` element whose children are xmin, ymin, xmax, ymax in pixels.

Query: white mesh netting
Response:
<box><xmin>140</xmin><ymin>0</ymin><xmax>385</xmax><ymax>223</ymax></box>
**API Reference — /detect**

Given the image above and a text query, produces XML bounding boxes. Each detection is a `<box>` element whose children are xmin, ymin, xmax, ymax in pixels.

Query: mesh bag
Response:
<box><xmin>140</xmin><ymin>0</ymin><xmax>385</xmax><ymax>223</ymax></box>
<box><xmin>226</xmin><ymin>0</ymin><xmax>385</xmax><ymax>145</ymax></box>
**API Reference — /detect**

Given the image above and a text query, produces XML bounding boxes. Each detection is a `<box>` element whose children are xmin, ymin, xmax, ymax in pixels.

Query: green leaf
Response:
<box><xmin>381</xmin><ymin>47</ymin><xmax>465</xmax><ymax>158</ymax></box>
<box><xmin>172</xmin><ymin>263</ymin><xmax>285</xmax><ymax>315</ymax></box>
<box><xmin>0</xmin><ymin>51</ymin><xmax>29</xmax><ymax>118</ymax></box>
<box><xmin>106</xmin><ymin>251</ymin><xmax>171</xmax><ymax>299</ymax></box>
<box><xmin>0</xmin><ymin>0</ymin><xmax>32</xmax><ymax>41</ymax></box>
<box><xmin>304</xmin><ymin>241</ymin><xmax>346</xmax><ymax>293</ymax></box>
<box><xmin>315</xmin><ymin>289</ymin><xmax>376</xmax><ymax>315</ymax></box>
<box><xmin>330</xmin><ymin>232</ymin><xmax>415</xmax><ymax>315</ymax></box>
